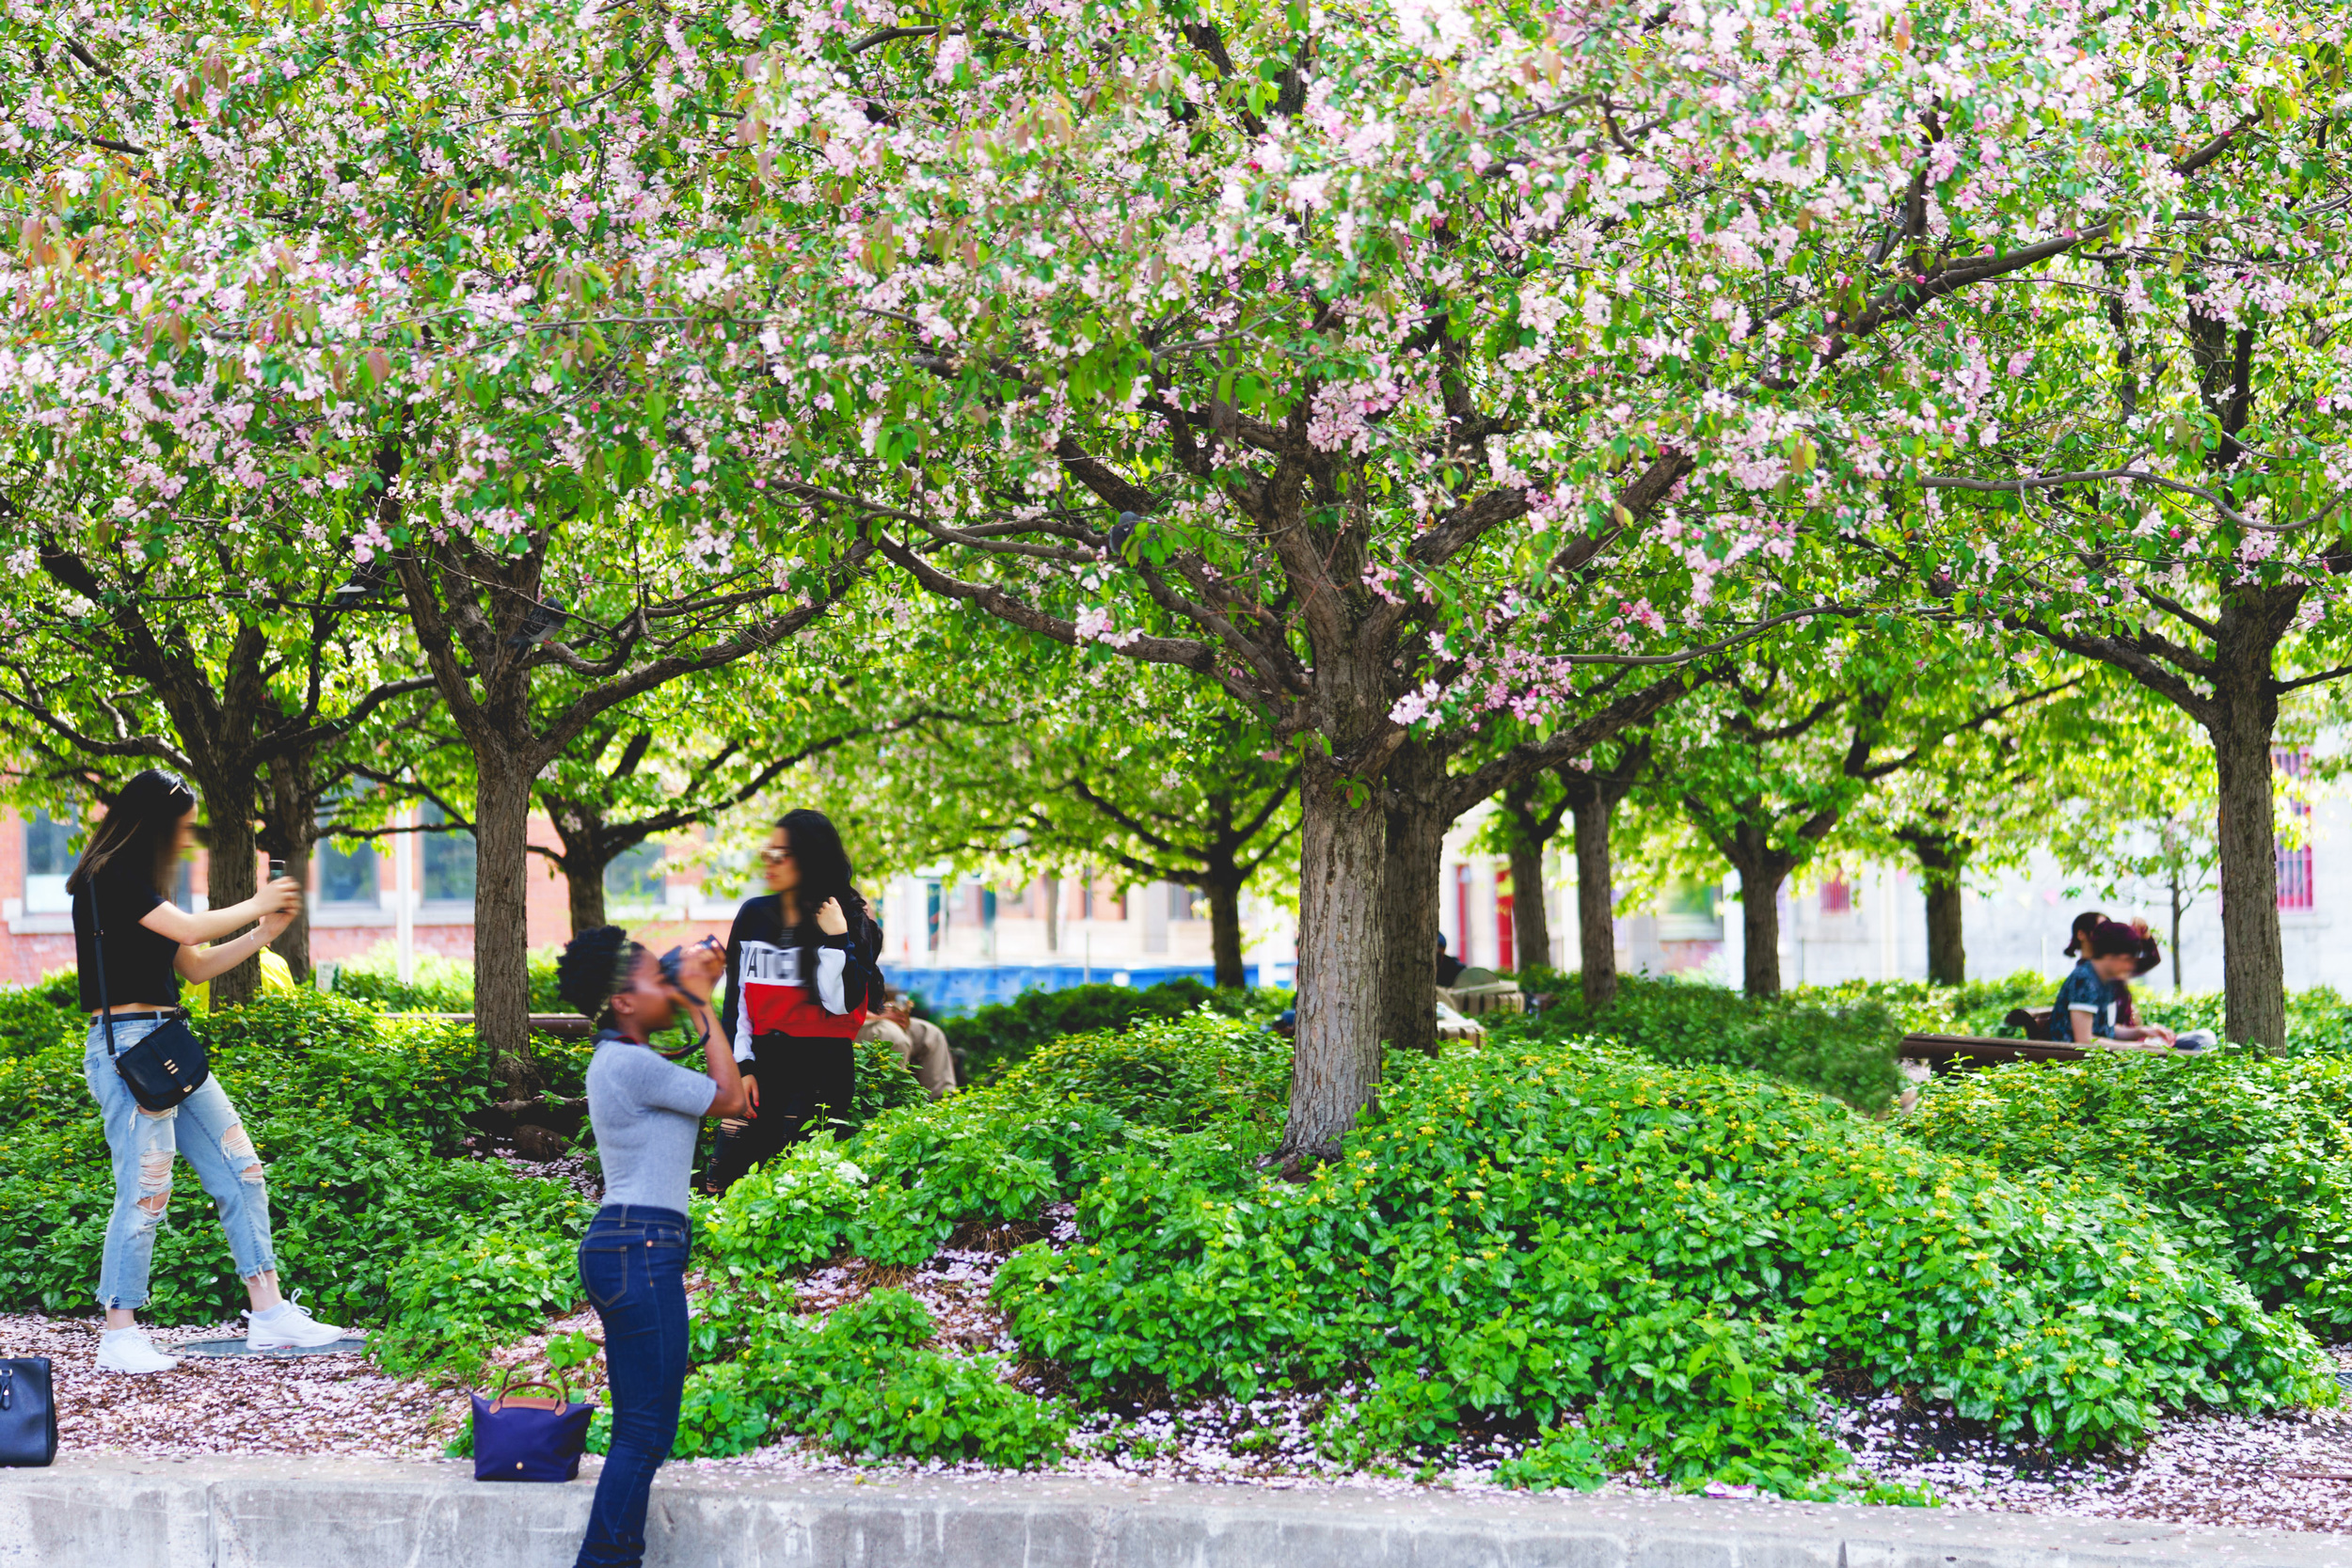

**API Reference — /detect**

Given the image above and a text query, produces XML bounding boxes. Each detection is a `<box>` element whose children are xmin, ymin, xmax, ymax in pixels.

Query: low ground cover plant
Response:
<box><xmin>11</xmin><ymin>967</ymin><xmax>2345</xmax><ymax>1492</ymax></box>
<box><xmin>0</xmin><ymin>990</ymin><xmax>586</xmax><ymax>1357</ymax></box>
<box><xmin>691</xmin><ymin>1009</ymin><xmax>2333</xmax><ymax>1493</ymax></box>
<box><xmin>1909</xmin><ymin>1049</ymin><xmax>2352</xmax><ymax>1331</ymax></box>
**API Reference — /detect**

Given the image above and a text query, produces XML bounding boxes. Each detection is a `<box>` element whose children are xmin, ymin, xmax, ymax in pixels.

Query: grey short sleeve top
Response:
<box><xmin>584</xmin><ymin>1032</ymin><xmax>717</xmax><ymax>1216</ymax></box>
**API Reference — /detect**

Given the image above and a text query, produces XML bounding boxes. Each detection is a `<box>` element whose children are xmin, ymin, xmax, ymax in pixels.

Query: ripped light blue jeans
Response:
<box><xmin>84</xmin><ymin>1019</ymin><xmax>277</xmax><ymax>1310</ymax></box>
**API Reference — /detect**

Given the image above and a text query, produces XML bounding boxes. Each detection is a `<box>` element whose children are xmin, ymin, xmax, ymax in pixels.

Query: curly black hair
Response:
<box><xmin>556</xmin><ymin>925</ymin><xmax>641</xmax><ymax>1023</ymax></box>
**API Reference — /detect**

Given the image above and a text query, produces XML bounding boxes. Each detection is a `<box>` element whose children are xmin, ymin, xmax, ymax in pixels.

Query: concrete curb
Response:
<box><xmin>2</xmin><ymin>1455</ymin><xmax>2348</xmax><ymax>1567</ymax></box>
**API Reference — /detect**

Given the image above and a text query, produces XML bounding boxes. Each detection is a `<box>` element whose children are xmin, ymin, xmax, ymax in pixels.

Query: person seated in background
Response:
<box><xmin>854</xmin><ymin>988</ymin><xmax>958</xmax><ymax>1100</ymax></box>
<box><xmin>2111</xmin><ymin>917</ymin><xmax>2163</xmax><ymax>1031</ymax></box>
<box><xmin>2049</xmin><ymin>921</ymin><xmax>2177</xmax><ymax>1048</ymax></box>
<box><xmin>1436</xmin><ymin>933</ymin><xmax>1466</xmax><ymax>988</ymax></box>
<box><xmin>2062</xmin><ymin>909</ymin><xmax>2105</xmax><ymax>967</ymax></box>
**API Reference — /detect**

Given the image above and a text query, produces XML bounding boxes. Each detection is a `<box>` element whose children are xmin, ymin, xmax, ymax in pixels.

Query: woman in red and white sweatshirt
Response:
<box><xmin>707</xmin><ymin>809</ymin><xmax>883</xmax><ymax>1194</ymax></box>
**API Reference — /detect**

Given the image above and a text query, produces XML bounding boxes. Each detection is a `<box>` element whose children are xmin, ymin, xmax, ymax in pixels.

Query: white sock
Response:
<box><xmin>101</xmin><ymin>1327</ymin><xmax>144</xmax><ymax>1340</ymax></box>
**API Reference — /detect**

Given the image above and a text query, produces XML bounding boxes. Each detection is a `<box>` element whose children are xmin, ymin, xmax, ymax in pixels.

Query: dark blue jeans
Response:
<box><xmin>573</xmin><ymin>1205</ymin><xmax>691</xmax><ymax>1568</ymax></box>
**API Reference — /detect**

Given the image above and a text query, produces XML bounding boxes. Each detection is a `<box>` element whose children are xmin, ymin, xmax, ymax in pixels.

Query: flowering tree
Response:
<box><xmin>1638</xmin><ymin>626</ymin><xmax>2068</xmax><ymax>995</ymax></box>
<box><xmin>0</xmin><ymin>495</ymin><xmax>432</xmax><ymax>997</ymax></box>
<box><xmin>1915</xmin><ymin>129</ymin><xmax>2352</xmax><ymax>1044</ymax></box>
<box><xmin>0</xmin><ymin>3</ymin><xmax>871</xmax><ymax>1053</ymax></box>
<box><xmin>713</xmin><ymin>0</ymin><xmax>2302</xmax><ymax>1150</ymax></box>
<box><xmin>1481</xmin><ymin>734</ymin><xmax>1649</xmax><ymax>1003</ymax></box>
<box><xmin>816</xmin><ymin>634</ymin><xmax>1298</xmax><ymax>987</ymax></box>
<box><xmin>1844</xmin><ymin>671</ymin><xmax>2190</xmax><ymax>985</ymax></box>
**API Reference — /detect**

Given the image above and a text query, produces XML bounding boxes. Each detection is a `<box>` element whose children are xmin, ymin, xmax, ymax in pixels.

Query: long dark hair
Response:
<box><xmin>2062</xmin><ymin>909</ymin><xmax>2106</xmax><ymax>958</ymax></box>
<box><xmin>64</xmin><ymin>769</ymin><xmax>196</xmax><ymax>900</ymax></box>
<box><xmin>778</xmin><ymin>808</ymin><xmax>867</xmax><ymax>950</ymax></box>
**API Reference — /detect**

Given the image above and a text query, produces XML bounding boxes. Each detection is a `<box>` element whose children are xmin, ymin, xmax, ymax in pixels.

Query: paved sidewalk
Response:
<box><xmin>4</xmin><ymin>1453</ymin><xmax>2350</xmax><ymax>1567</ymax></box>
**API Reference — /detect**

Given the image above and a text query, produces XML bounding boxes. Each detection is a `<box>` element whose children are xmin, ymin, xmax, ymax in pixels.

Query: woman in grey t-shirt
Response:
<box><xmin>555</xmin><ymin>927</ymin><xmax>747</xmax><ymax>1568</ymax></box>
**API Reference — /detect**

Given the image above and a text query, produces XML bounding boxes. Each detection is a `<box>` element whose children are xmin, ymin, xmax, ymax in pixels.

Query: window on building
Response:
<box><xmin>2277</xmin><ymin>748</ymin><xmax>2315</xmax><ymax>911</ymax></box>
<box><xmin>24</xmin><ymin>810</ymin><xmax>76</xmax><ymax>913</ymax></box>
<box><xmin>604</xmin><ymin>841</ymin><xmax>665</xmax><ymax>907</ymax></box>
<box><xmin>316</xmin><ymin>832</ymin><xmax>380</xmax><ymax>906</ymax></box>
<box><xmin>1170</xmin><ymin>885</ymin><xmax>1200</xmax><ymax>921</ymax></box>
<box><xmin>421</xmin><ymin>805</ymin><xmax>476</xmax><ymax>904</ymax></box>
<box><xmin>1820</xmin><ymin>877</ymin><xmax>1853</xmax><ymax>915</ymax></box>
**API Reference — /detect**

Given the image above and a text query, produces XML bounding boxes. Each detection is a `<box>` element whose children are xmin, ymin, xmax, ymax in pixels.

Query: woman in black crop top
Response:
<box><xmin>69</xmin><ymin>769</ymin><xmax>356</xmax><ymax>1374</ymax></box>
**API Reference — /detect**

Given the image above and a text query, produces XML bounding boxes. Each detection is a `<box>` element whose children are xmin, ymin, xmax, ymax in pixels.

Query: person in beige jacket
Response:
<box><xmin>856</xmin><ymin>988</ymin><xmax>958</xmax><ymax>1099</ymax></box>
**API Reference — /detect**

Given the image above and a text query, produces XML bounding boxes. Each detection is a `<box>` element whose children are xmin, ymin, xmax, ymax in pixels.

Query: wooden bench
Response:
<box><xmin>1899</xmin><ymin>1032</ymin><xmax>2177</xmax><ymax>1072</ymax></box>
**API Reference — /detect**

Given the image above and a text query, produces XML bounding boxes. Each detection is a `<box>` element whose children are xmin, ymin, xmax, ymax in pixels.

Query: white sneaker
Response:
<box><xmin>246</xmin><ymin>1296</ymin><xmax>358</xmax><ymax>1350</ymax></box>
<box><xmin>95</xmin><ymin>1327</ymin><xmax>181</xmax><ymax>1375</ymax></box>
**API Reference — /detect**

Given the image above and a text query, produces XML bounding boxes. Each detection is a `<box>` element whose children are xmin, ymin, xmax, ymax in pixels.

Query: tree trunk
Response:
<box><xmin>1718</xmin><ymin>821</ymin><xmax>1796</xmax><ymax>999</ymax></box>
<box><xmin>1906</xmin><ymin>833</ymin><xmax>1969</xmax><ymax>988</ymax></box>
<box><xmin>1923</xmin><ymin>876</ymin><xmax>1964</xmax><ymax>988</ymax></box>
<box><xmin>2209</xmin><ymin>674</ymin><xmax>2285</xmax><ymax>1049</ymax></box>
<box><xmin>272</xmin><ymin>842</ymin><xmax>315</xmax><ymax>985</ymax></box>
<box><xmin>2168</xmin><ymin>861</ymin><xmax>2185</xmax><ymax>995</ymax></box>
<box><xmin>1043</xmin><ymin>874</ymin><xmax>1060</xmax><ymax>952</ymax></box>
<box><xmin>1204</xmin><ymin>875</ymin><xmax>1246</xmax><ymax>990</ymax></box>
<box><xmin>473</xmin><ymin>749</ymin><xmax>537</xmax><ymax>1073</ymax></box>
<box><xmin>1570</xmin><ymin>795</ymin><xmax>1618</xmax><ymax>1010</ymax></box>
<box><xmin>1377</xmin><ymin>736</ymin><xmax>1450</xmax><ymax>1060</ymax></box>
<box><xmin>201</xmin><ymin>793</ymin><xmax>262</xmax><ymax>1008</ymax></box>
<box><xmin>1735</xmin><ymin>863</ymin><xmax>1788</xmax><ymax>998</ymax></box>
<box><xmin>1285</xmin><ymin>762</ymin><xmax>1389</xmax><ymax>1161</ymax></box>
<box><xmin>260</xmin><ymin>752</ymin><xmax>319</xmax><ymax>984</ymax></box>
<box><xmin>1507</xmin><ymin>836</ymin><xmax>1549</xmax><ymax>977</ymax></box>
<box><xmin>566</xmin><ymin>851</ymin><xmax>610</xmax><ymax>936</ymax></box>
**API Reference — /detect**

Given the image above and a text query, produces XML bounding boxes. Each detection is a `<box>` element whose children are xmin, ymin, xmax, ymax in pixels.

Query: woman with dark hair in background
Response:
<box><xmin>2064</xmin><ymin>907</ymin><xmax>2165</xmax><ymax>1028</ymax></box>
<box><xmin>68</xmin><ymin>768</ymin><xmax>351</xmax><ymax>1374</ymax></box>
<box><xmin>706</xmin><ymin>809</ymin><xmax>883</xmax><ymax>1193</ymax></box>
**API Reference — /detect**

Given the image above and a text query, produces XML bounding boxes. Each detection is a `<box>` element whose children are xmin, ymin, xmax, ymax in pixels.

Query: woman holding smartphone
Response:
<box><xmin>554</xmin><ymin>926</ymin><xmax>744</xmax><ymax>1568</ymax></box>
<box><xmin>707</xmin><ymin>809</ymin><xmax>884</xmax><ymax>1194</ymax></box>
<box><xmin>68</xmin><ymin>768</ymin><xmax>353</xmax><ymax>1374</ymax></box>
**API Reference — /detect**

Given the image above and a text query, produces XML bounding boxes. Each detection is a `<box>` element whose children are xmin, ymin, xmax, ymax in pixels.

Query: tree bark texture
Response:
<box><xmin>1377</xmin><ymin>736</ymin><xmax>1451</xmax><ymax>1060</ymax></box>
<box><xmin>1736</xmin><ymin>863</ymin><xmax>1788</xmax><ymax>999</ymax></box>
<box><xmin>1570</xmin><ymin>795</ymin><xmax>1619</xmax><ymax>1010</ymax></box>
<box><xmin>472</xmin><ymin>749</ymin><xmax>538</xmax><ymax>1074</ymax></box>
<box><xmin>190</xmin><ymin>779</ymin><xmax>262</xmax><ymax>1008</ymax></box>
<box><xmin>260</xmin><ymin>752</ymin><xmax>322</xmax><ymax>984</ymax></box>
<box><xmin>1507</xmin><ymin>836</ymin><xmax>1549</xmax><ymax>977</ymax></box>
<box><xmin>1904</xmin><ymin>834</ymin><xmax>1969</xmax><ymax>987</ymax></box>
<box><xmin>1204</xmin><ymin>876</ymin><xmax>1246</xmax><ymax>990</ymax></box>
<box><xmin>1715</xmin><ymin>819</ymin><xmax>1800</xmax><ymax>999</ymax></box>
<box><xmin>1923</xmin><ymin>876</ymin><xmax>1965</xmax><ymax>988</ymax></box>
<box><xmin>2208</xmin><ymin>620</ymin><xmax>2286</xmax><ymax>1048</ymax></box>
<box><xmin>1287</xmin><ymin>764</ymin><xmax>1389</xmax><ymax>1160</ymax></box>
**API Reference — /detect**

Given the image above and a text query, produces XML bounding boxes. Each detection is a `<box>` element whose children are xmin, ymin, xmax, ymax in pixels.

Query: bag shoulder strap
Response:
<box><xmin>85</xmin><ymin>878</ymin><xmax>119</xmax><ymax>1061</ymax></box>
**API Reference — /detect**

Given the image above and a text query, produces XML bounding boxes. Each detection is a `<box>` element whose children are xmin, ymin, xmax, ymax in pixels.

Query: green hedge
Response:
<box><xmin>1513</xmin><ymin>975</ymin><xmax>1906</xmax><ymax>1112</ymax></box>
<box><xmin>935</xmin><ymin>978</ymin><xmax>1284</xmax><ymax>1083</ymax></box>
<box><xmin>326</xmin><ymin>942</ymin><xmax>566</xmax><ymax>1014</ymax></box>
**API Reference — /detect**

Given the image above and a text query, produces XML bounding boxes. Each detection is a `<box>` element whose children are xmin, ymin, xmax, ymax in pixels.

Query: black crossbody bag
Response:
<box><xmin>90</xmin><ymin>886</ymin><xmax>209</xmax><ymax>1112</ymax></box>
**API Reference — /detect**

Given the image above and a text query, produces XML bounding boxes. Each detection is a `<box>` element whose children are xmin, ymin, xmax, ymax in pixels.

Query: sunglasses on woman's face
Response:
<box><xmin>760</xmin><ymin>846</ymin><xmax>794</xmax><ymax>864</ymax></box>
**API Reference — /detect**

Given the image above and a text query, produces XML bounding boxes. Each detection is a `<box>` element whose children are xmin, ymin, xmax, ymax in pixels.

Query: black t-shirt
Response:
<box><xmin>73</xmin><ymin>859</ymin><xmax>181</xmax><ymax>1012</ymax></box>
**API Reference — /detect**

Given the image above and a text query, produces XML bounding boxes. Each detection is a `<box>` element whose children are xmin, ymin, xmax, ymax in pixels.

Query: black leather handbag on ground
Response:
<box><xmin>0</xmin><ymin>1359</ymin><xmax>57</xmax><ymax>1466</ymax></box>
<box><xmin>90</xmin><ymin>890</ymin><xmax>208</xmax><ymax>1112</ymax></box>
